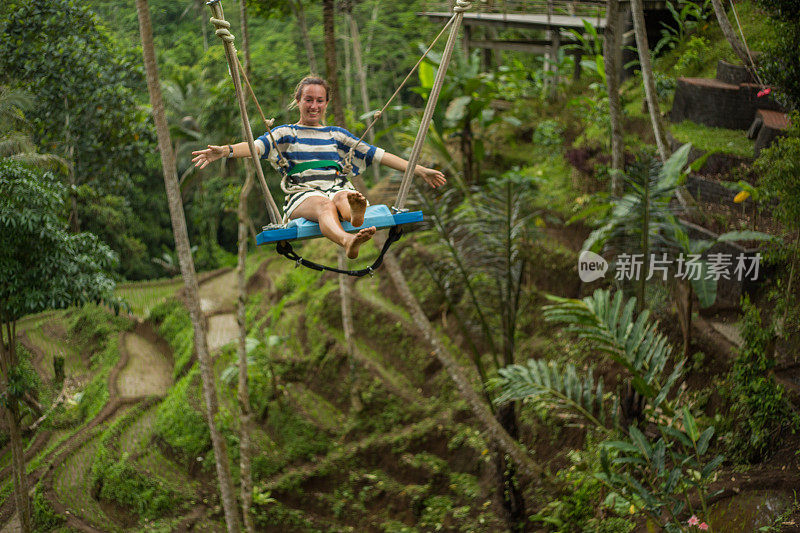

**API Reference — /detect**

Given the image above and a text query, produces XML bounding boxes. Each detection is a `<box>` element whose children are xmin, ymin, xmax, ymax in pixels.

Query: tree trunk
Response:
<box><xmin>343</xmin><ymin>23</ymin><xmax>353</xmax><ymax>111</ymax></box>
<box><xmin>237</xmin><ymin>168</ymin><xmax>256</xmax><ymax>533</ymax></box>
<box><xmin>495</xmin><ymin>403</ymin><xmax>526</xmax><ymax>532</ymax></box>
<box><xmin>240</xmin><ymin>0</ymin><xmax>251</xmax><ymax>76</ymax></box>
<box><xmin>604</xmin><ymin>0</ymin><xmax>624</xmax><ymax>196</ymax></box>
<box><xmin>291</xmin><ymin>0</ymin><xmax>318</xmax><ymax>74</ymax></box>
<box><xmin>0</xmin><ymin>333</ymin><xmax>32</xmax><ymax>533</ymax></box>
<box><xmin>377</xmin><ymin>243</ymin><xmax>547</xmax><ymax>481</ymax></box>
<box><xmin>344</xmin><ymin>3</ymin><xmax>382</xmax><ymax>182</ymax></box>
<box><xmin>630</xmin><ymin>0</ymin><xmax>668</xmax><ymax>161</ymax></box>
<box><xmin>64</xmin><ymin>104</ymin><xmax>79</xmax><ymax>233</ymax></box>
<box><xmin>461</xmin><ymin>120</ymin><xmax>474</xmax><ymax>184</ymax></box>
<box><xmin>197</xmin><ymin>0</ymin><xmax>208</xmax><ymax>51</ymax></box>
<box><xmin>710</xmin><ymin>0</ymin><xmax>751</xmax><ymax>68</ymax></box>
<box><xmin>364</xmin><ymin>0</ymin><xmax>380</xmax><ymax>57</ymax></box>
<box><xmin>337</xmin><ymin>250</ymin><xmax>361</xmax><ymax>410</ymax></box>
<box><xmin>323</xmin><ymin>0</ymin><xmax>346</xmax><ymax>128</ymax></box>
<box><xmin>135</xmin><ymin>2</ymin><xmax>241</xmax><ymax>531</ymax></box>
<box><xmin>345</xmin><ymin>5</ymin><xmax>381</xmax><ymax>182</ymax></box>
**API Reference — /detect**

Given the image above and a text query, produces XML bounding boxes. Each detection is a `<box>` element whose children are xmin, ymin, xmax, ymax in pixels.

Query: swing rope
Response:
<box><xmin>394</xmin><ymin>0</ymin><xmax>470</xmax><ymax>212</ymax></box>
<box><xmin>207</xmin><ymin>0</ymin><xmax>283</xmax><ymax>225</ymax></box>
<box><xmin>340</xmin><ymin>14</ymin><xmax>458</xmax><ymax>177</ymax></box>
<box><xmin>728</xmin><ymin>0</ymin><xmax>766</xmax><ymax>89</ymax></box>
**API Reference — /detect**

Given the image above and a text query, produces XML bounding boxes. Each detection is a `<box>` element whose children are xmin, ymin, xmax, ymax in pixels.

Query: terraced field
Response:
<box><xmin>3</xmin><ymin>251</ymin><xmax>511</xmax><ymax>531</ymax></box>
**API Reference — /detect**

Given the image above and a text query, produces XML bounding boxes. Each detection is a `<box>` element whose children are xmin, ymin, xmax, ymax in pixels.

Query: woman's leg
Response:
<box><xmin>333</xmin><ymin>190</ymin><xmax>367</xmax><ymax>227</ymax></box>
<box><xmin>291</xmin><ymin>196</ymin><xmax>375</xmax><ymax>259</ymax></box>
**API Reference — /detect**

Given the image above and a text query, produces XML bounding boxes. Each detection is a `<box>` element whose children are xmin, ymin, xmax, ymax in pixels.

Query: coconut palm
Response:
<box><xmin>134</xmin><ymin>1</ymin><xmax>241</xmax><ymax>531</ymax></box>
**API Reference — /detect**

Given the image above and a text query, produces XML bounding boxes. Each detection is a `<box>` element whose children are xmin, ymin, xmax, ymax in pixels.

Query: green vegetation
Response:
<box><xmin>153</xmin><ymin>368</ymin><xmax>210</xmax><ymax>465</ymax></box>
<box><xmin>4</xmin><ymin>0</ymin><xmax>800</xmax><ymax>531</ymax></box>
<box><xmin>92</xmin><ymin>403</ymin><xmax>183</xmax><ymax>520</ymax></box>
<box><xmin>721</xmin><ymin>297</ymin><xmax>799</xmax><ymax>463</ymax></box>
<box><xmin>670</xmin><ymin>120</ymin><xmax>755</xmax><ymax>158</ymax></box>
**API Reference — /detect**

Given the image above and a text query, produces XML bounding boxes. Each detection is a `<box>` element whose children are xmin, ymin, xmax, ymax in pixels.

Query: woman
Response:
<box><xmin>191</xmin><ymin>76</ymin><xmax>446</xmax><ymax>259</ymax></box>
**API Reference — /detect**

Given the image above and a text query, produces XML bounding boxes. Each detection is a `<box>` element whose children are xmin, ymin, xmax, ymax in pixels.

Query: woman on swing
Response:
<box><xmin>191</xmin><ymin>76</ymin><xmax>446</xmax><ymax>259</ymax></box>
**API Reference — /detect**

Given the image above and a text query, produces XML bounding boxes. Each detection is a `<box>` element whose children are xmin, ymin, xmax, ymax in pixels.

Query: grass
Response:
<box><xmin>115</xmin><ymin>278</ymin><xmax>183</xmax><ymax>318</ymax></box>
<box><xmin>53</xmin><ymin>427</ymin><xmax>117</xmax><ymax>529</ymax></box>
<box><xmin>670</xmin><ymin>120</ymin><xmax>755</xmax><ymax>158</ymax></box>
<box><xmin>24</xmin><ymin>322</ymin><xmax>85</xmax><ymax>378</ymax></box>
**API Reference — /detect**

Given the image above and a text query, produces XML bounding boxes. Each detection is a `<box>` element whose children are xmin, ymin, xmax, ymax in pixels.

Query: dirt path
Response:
<box><xmin>206</xmin><ymin>313</ymin><xmax>238</xmax><ymax>353</ymax></box>
<box><xmin>117</xmin><ymin>327</ymin><xmax>173</xmax><ymax>398</ymax></box>
<box><xmin>198</xmin><ymin>270</ymin><xmax>237</xmax><ymax>314</ymax></box>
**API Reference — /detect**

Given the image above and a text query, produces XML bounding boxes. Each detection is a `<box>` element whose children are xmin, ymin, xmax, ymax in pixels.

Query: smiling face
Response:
<box><xmin>297</xmin><ymin>83</ymin><xmax>328</xmax><ymax>126</ymax></box>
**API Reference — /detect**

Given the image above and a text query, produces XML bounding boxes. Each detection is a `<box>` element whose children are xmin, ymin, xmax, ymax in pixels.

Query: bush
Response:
<box><xmin>32</xmin><ymin>484</ymin><xmax>64</xmax><ymax>532</ymax></box>
<box><xmin>721</xmin><ymin>296</ymin><xmax>800</xmax><ymax>462</ymax></box>
<box><xmin>153</xmin><ymin>367</ymin><xmax>210</xmax><ymax>465</ymax></box>
<box><xmin>674</xmin><ymin>36</ymin><xmax>710</xmax><ymax>77</ymax></box>
<box><xmin>533</xmin><ymin>119</ymin><xmax>564</xmax><ymax>146</ymax></box>
<box><xmin>96</xmin><ymin>457</ymin><xmax>175</xmax><ymax>519</ymax></box>
<box><xmin>150</xmin><ymin>299</ymin><xmax>194</xmax><ymax>378</ymax></box>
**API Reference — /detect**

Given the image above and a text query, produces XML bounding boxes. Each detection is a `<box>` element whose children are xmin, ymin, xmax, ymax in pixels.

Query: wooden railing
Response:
<box><xmin>424</xmin><ymin>0</ymin><xmax>608</xmax><ymax>18</ymax></box>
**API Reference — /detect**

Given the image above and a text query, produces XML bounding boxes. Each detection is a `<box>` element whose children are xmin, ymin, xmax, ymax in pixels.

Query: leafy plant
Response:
<box><xmin>756</xmin><ymin>116</ymin><xmax>800</xmax><ymax>329</ymax></box>
<box><xmin>654</xmin><ymin>0</ymin><xmax>713</xmax><ymax>56</ymax></box>
<box><xmin>721</xmin><ymin>296</ymin><xmax>800</xmax><ymax>463</ymax></box>
<box><xmin>494</xmin><ymin>290</ymin><xmax>723</xmax><ymax>531</ymax></box>
<box><xmin>674</xmin><ymin>36</ymin><xmax>711</xmax><ymax>77</ymax></box>
<box><xmin>598</xmin><ymin>409</ymin><xmax>722</xmax><ymax>532</ymax></box>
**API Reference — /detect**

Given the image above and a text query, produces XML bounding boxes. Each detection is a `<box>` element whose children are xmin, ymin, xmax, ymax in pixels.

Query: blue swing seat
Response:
<box><xmin>256</xmin><ymin>204</ymin><xmax>424</xmax><ymax>245</ymax></box>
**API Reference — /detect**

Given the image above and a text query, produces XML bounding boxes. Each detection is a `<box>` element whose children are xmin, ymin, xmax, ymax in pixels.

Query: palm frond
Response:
<box><xmin>493</xmin><ymin>359</ymin><xmax>612</xmax><ymax>432</ymax></box>
<box><xmin>0</xmin><ymin>86</ymin><xmax>33</xmax><ymax>131</ymax></box>
<box><xmin>543</xmin><ymin>289</ymin><xmax>682</xmax><ymax>409</ymax></box>
<box><xmin>5</xmin><ymin>150</ymin><xmax>70</xmax><ymax>174</ymax></box>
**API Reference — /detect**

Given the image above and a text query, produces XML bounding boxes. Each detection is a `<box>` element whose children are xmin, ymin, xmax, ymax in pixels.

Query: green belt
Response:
<box><xmin>285</xmin><ymin>160</ymin><xmax>343</xmax><ymax>176</ymax></box>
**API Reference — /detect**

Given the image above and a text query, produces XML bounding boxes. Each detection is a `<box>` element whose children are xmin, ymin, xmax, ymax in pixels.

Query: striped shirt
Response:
<box><xmin>255</xmin><ymin>124</ymin><xmax>384</xmax><ymax>198</ymax></box>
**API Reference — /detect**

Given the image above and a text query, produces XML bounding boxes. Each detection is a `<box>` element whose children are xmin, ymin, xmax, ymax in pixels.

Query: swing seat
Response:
<box><xmin>256</xmin><ymin>204</ymin><xmax>423</xmax><ymax>245</ymax></box>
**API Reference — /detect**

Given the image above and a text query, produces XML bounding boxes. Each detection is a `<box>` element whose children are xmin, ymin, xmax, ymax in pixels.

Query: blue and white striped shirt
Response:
<box><xmin>255</xmin><ymin>124</ymin><xmax>384</xmax><ymax>195</ymax></box>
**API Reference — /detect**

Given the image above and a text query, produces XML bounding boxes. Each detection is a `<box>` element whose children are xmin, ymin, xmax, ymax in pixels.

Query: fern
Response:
<box><xmin>492</xmin><ymin>359</ymin><xmax>613</xmax><ymax>432</ymax></box>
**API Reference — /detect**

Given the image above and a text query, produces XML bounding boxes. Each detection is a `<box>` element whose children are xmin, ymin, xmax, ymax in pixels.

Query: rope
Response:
<box><xmin>207</xmin><ymin>2</ymin><xmax>283</xmax><ymax>225</ymax></box>
<box><xmin>233</xmin><ymin>57</ymin><xmax>289</xmax><ymax>170</ymax></box>
<box><xmin>274</xmin><ymin>225</ymin><xmax>404</xmax><ymax>277</ymax></box>
<box><xmin>728</xmin><ymin>0</ymin><xmax>766</xmax><ymax>88</ymax></box>
<box><xmin>341</xmin><ymin>14</ymin><xmax>458</xmax><ymax>176</ymax></box>
<box><xmin>394</xmin><ymin>0</ymin><xmax>471</xmax><ymax>211</ymax></box>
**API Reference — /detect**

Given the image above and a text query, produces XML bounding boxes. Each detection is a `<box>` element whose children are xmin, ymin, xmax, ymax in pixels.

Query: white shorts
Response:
<box><xmin>283</xmin><ymin>183</ymin><xmax>366</xmax><ymax>222</ymax></box>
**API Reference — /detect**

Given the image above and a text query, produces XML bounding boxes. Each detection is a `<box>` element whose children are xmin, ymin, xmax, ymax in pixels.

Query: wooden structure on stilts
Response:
<box><xmin>420</xmin><ymin>0</ymin><xmax>670</xmax><ymax>92</ymax></box>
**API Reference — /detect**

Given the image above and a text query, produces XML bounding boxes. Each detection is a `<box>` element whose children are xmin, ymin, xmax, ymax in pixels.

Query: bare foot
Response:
<box><xmin>345</xmin><ymin>226</ymin><xmax>376</xmax><ymax>259</ymax></box>
<box><xmin>347</xmin><ymin>191</ymin><xmax>367</xmax><ymax>227</ymax></box>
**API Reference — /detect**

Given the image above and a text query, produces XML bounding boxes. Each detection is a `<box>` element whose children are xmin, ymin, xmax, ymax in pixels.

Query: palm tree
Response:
<box><xmin>415</xmin><ymin>173</ymin><xmax>542</xmax><ymax>528</ymax></box>
<box><xmin>134</xmin><ymin>1</ymin><xmax>241</xmax><ymax>531</ymax></box>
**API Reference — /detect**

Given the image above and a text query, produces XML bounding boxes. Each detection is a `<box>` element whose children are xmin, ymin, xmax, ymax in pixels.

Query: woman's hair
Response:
<box><xmin>293</xmin><ymin>76</ymin><xmax>330</xmax><ymax>102</ymax></box>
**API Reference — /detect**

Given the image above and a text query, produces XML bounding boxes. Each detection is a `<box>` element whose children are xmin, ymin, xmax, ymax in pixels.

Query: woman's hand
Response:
<box><xmin>191</xmin><ymin>145</ymin><xmax>228</xmax><ymax>169</ymax></box>
<box><xmin>416</xmin><ymin>166</ymin><xmax>446</xmax><ymax>188</ymax></box>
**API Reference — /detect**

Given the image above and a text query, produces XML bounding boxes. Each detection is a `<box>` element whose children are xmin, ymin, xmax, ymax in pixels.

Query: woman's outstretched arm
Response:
<box><xmin>379</xmin><ymin>152</ymin><xmax>446</xmax><ymax>188</ymax></box>
<box><xmin>191</xmin><ymin>141</ymin><xmax>259</xmax><ymax>169</ymax></box>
